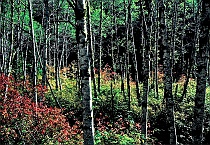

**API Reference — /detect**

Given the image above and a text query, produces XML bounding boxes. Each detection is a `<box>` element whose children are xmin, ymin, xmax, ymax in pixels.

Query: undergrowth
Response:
<box><xmin>1</xmin><ymin>64</ymin><xmax>210</xmax><ymax>144</ymax></box>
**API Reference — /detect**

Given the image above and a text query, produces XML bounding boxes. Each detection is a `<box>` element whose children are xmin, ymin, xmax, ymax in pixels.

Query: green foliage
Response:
<box><xmin>30</xmin><ymin>63</ymin><xmax>210</xmax><ymax>144</ymax></box>
<box><xmin>1</xmin><ymin>0</ymin><xmax>44</xmax><ymax>42</ymax></box>
<box><xmin>187</xmin><ymin>0</ymin><xmax>197</xmax><ymax>5</ymax></box>
<box><xmin>94</xmin><ymin>116</ymin><xmax>152</xmax><ymax>145</ymax></box>
<box><xmin>90</xmin><ymin>0</ymin><xmax>140</xmax><ymax>37</ymax></box>
<box><xmin>45</xmin><ymin>65</ymin><xmax>157</xmax><ymax>144</ymax></box>
<box><xmin>95</xmin><ymin>130</ymin><xmax>137</xmax><ymax>145</ymax></box>
<box><xmin>45</xmin><ymin>64</ymin><xmax>209</xmax><ymax>144</ymax></box>
<box><xmin>46</xmin><ymin>75</ymin><xmax>81</xmax><ymax>110</ymax></box>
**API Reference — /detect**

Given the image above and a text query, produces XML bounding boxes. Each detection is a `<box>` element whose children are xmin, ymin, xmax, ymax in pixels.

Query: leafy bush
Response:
<box><xmin>94</xmin><ymin>113</ymin><xmax>153</xmax><ymax>145</ymax></box>
<box><xmin>44</xmin><ymin>65</ymin><xmax>210</xmax><ymax>144</ymax></box>
<box><xmin>151</xmin><ymin>77</ymin><xmax>210</xmax><ymax>144</ymax></box>
<box><xmin>0</xmin><ymin>74</ymin><xmax>83</xmax><ymax>144</ymax></box>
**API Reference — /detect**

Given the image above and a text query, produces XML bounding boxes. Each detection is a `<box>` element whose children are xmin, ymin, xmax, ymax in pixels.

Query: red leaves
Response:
<box><xmin>98</xmin><ymin>64</ymin><xmax>118</xmax><ymax>82</ymax></box>
<box><xmin>94</xmin><ymin>112</ymin><xmax>156</xmax><ymax>139</ymax></box>
<box><xmin>95</xmin><ymin>113</ymin><xmax>131</xmax><ymax>133</ymax></box>
<box><xmin>0</xmin><ymin>74</ymin><xmax>82</xmax><ymax>144</ymax></box>
<box><xmin>1</xmin><ymin>108</ymin><xmax>8</xmax><ymax>118</ymax></box>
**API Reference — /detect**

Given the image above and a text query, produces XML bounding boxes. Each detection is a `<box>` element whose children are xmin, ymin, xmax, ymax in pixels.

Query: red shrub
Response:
<box><xmin>0</xmin><ymin>74</ymin><xmax>82</xmax><ymax>144</ymax></box>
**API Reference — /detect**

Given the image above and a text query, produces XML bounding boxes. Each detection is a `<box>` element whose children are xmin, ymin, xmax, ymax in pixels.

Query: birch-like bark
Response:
<box><xmin>87</xmin><ymin>0</ymin><xmax>97</xmax><ymax>99</ymax></box>
<box><xmin>76</xmin><ymin>0</ymin><xmax>94</xmax><ymax>144</ymax></box>
<box><xmin>15</xmin><ymin>0</ymin><xmax>21</xmax><ymax>80</ymax></box>
<box><xmin>4</xmin><ymin>0</ymin><xmax>14</xmax><ymax>99</ymax></box>
<box><xmin>7</xmin><ymin>0</ymin><xmax>14</xmax><ymax>77</ymax></box>
<box><xmin>28</xmin><ymin>0</ymin><xmax>38</xmax><ymax>111</ymax></box>
<box><xmin>54</xmin><ymin>1</ymin><xmax>60</xmax><ymax>90</ymax></box>
<box><xmin>42</xmin><ymin>0</ymin><xmax>49</xmax><ymax>87</ymax></box>
<box><xmin>0</xmin><ymin>0</ymin><xmax>7</xmax><ymax>74</ymax></box>
<box><xmin>140</xmin><ymin>0</ymin><xmax>151</xmax><ymax>139</ymax></box>
<box><xmin>154</xmin><ymin>0</ymin><xmax>159</xmax><ymax>99</ymax></box>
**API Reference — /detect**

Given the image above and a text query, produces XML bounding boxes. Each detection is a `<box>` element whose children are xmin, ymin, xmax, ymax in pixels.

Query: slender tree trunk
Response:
<box><xmin>42</xmin><ymin>0</ymin><xmax>49</xmax><ymax>87</ymax></box>
<box><xmin>140</xmin><ymin>0</ymin><xmax>151</xmax><ymax>139</ymax></box>
<box><xmin>0</xmin><ymin>1</ymin><xmax>3</xmax><ymax>73</ymax></box>
<box><xmin>126</xmin><ymin>0</ymin><xmax>131</xmax><ymax>112</ymax></box>
<box><xmin>4</xmin><ymin>0</ymin><xmax>14</xmax><ymax>99</ymax></box>
<box><xmin>154</xmin><ymin>0</ymin><xmax>159</xmax><ymax>99</ymax></box>
<box><xmin>1</xmin><ymin>0</ymin><xmax>7</xmax><ymax>74</ymax></box>
<box><xmin>28</xmin><ymin>0</ymin><xmax>38</xmax><ymax>112</ymax></box>
<box><xmin>131</xmin><ymin>21</ymin><xmax>141</xmax><ymax>107</ymax></box>
<box><xmin>192</xmin><ymin>0</ymin><xmax>210</xmax><ymax>144</ymax></box>
<box><xmin>15</xmin><ymin>0</ymin><xmax>21</xmax><ymax>80</ymax></box>
<box><xmin>87</xmin><ymin>0</ymin><xmax>97</xmax><ymax>99</ymax></box>
<box><xmin>23</xmin><ymin>44</ymin><xmax>29</xmax><ymax>87</ymax></box>
<box><xmin>76</xmin><ymin>0</ymin><xmax>94</xmax><ymax>144</ymax></box>
<box><xmin>181</xmin><ymin>0</ymin><xmax>186</xmax><ymax>76</ymax></box>
<box><xmin>55</xmin><ymin>3</ymin><xmax>60</xmax><ymax>90</ymax></box>
<box><xmin>48</xmin><ymin>20</ymin><xmax>52</xmax><ymax>68</ymax></box>
<box><xmin>21</xmin><ymin>2</ymin><xmax>28</xmax><ymax>86</ymax></box>
<box><xmin>110</xmin><ymin>0</ymin><xmax>115</xmax><ymax>121</ymax></box>
<box><xmin>98</xmin><ymin>0</ymin><xmax>103</xmax><ymax>93</ymax></box>
<box><xmin>7</xmin><ymin>0</ymin><xmax>14</xmax><ymax>77</ymax></box>
<box><xmin>159</xmin><ymin>0</ymin><xmax>177</xmax><ymax>144</ymax></box>
<box><xmin>76</xmin><ymin>45</ymin><xmax>81</xmax><ymax>91</ymax></box>
<box><xmin>171</xmin><ymin>0</ymin><xmax>177</xmax><ymax>99</ymax></box>
<box><xmin>181</xmin><ymin>16</ymin><xmax>195</xmax><ymax>103</ymax></box>
<box><xmin>120</xmin><ymin>56</ymin><xmax>126</xmax><ymax>100</ymax></box>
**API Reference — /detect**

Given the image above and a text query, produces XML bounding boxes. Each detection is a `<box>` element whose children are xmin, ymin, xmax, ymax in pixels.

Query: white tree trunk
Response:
<box><xmin>76</xmin><ymin>0</ymin><xmax>94</xmax><ymax>144</ymax></box>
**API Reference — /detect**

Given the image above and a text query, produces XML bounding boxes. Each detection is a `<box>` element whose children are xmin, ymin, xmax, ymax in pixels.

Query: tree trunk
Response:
<box><xmin>28</xmin><ymin>0</ymin><xmax>38</xmax><ymax>112</ymax></box>
<box><xmin>140</xmin><ymin>0</ymin><xmax>151</xmax><ymax>139</ymax></box>
<box><xmin>7</xmin><ymin>0</ymin><xmax>14</xmax><ymax>77</ymax></box>
<box><xmin>54</xmin><ymin>2</ymin><xmax>60</xmax><ymax>91</ymax></box>
<box><xmin>192</xmin><ymin>0</ymin><xmax>210</xmax><ymax>144</ymax></box>
<box><xmin>159</xmin><ymin>0</ymin><xmax>177</xmax><ymax>144</ymax></box>
<box><xmin>131</xmin><ymin>21</ymin><xmax>141</xmax><ymax>107</ymax></box>
<box><xmin>42</xmin><ymin>0</ymin><xmax>49</xmax><ymax>87</ymax></box>
<box><xmin>154</xmin><ymin>0</ymin><xmax>159</xmax><ymax>99</ymax></box>
<box><xmin>76</xmin><ymin>0</ymin><xmax>94</xmax><ymax>144</ymax></box>
<box><xmin>87</xmin><ymin>0</ymin><xmax>97</xmax><ymax>100</ymax></box>
<box><xmin>126</xmin><ymin>0</ymin><xmax>131</xmax><ymax>112</ymax></box>
<box><xmin>98</xmin><ymin>0</ymin><xmax>103</xmax><ymax>93</ymax></box>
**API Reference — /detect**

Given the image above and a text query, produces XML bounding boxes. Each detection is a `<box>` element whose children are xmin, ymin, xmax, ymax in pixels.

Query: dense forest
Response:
<box><xmin>0</xmin><ymin>0</ymin><xmax>210</xmax><ymax>144</ymax></box>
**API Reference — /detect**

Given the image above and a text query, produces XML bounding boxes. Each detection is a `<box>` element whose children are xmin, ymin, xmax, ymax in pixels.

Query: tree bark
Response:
<box><xmin>159</xmin><ymin>0</ymin><xmax>177</xmax><ymax>144</ymax></box>
<box><xmin>87</xmin><ymin>0</ymin><xmax>97</xmax><ymax>100</ymax></box>
<box><xmin>98</xmin><ymin>0</ymin><xmax>103</xmax><ymax>93</ymax></box>
<box><xmin>42</xmin><ymin>0</ymin><xmax>49</xmax><ymax>87</ymax></box>
<box><xmin>28</xmin><ymin>0</ymin><xmax>38</xmax><ymax>112</ymax></box>
<box><xmin>76</xmin><ymin>0</ymin><xmax>95</xmax><ymax>144</ymax></box>
<box><xmin>140</xmin><ymin>0</ymin><xmax>151</xmax><ymax>139</ymax></box>
<box><xmin>192</xmin><ymin>0</ymin><xmax>210</xmax><ymax>144</ymax></box>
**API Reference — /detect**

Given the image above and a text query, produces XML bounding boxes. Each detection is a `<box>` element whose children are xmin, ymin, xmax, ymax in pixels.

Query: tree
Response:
<box><xmin>192</xmin><ymin>0</ymin><xmax>210</xmax><ymax>144</ymax></box>
<box><xmin>98</xmin><ymin>0</ymin><xmax>103</xmax><ymax>93</ymax></box>
<box><xmin>75</xmin><ymin>0</ymin><xmax>94</xmax><ymax>144</ymax></box>
<box><xmin>125</xmin><ymin>0</ymin><xmax>131</xmax><ymax>111</ymax></box>
<box><xmin>42</xmin><ymin>0</ymin><xmax>49</xmax><ymax>87</ymax></box>
<box><xmin>158</xmin><ymin>0</ymin><xmax>177</xmax><ymax>144</ymax></box>
<box><xmin>140</xmin><ymin>0</ymin><xmax>151</xmax><ymax>139</ymax></box>
<box><xmin>28</xmin><ymin>0</ymin><xmax>38</xmax><ymax>110</ymax></box>
<box><xmin>87</xmin><ymin>0</ymin><xmax>97</xmax><ymax>100</ymax></box>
